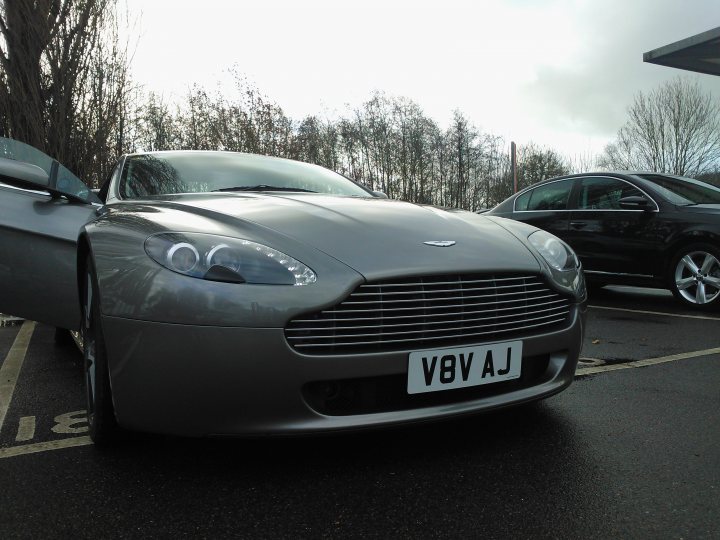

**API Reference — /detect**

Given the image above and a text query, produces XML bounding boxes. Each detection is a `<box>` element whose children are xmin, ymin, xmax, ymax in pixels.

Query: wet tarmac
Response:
<box><xmin>0</xmin><ymin>286</ymin><xmax>718</xmax><ymax>538</ymax></box>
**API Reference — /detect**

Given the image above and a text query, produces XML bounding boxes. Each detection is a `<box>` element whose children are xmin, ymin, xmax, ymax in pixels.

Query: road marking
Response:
<box><xmin>0</xmin><ymin>321</ymin><xmax>36</xmax><ymax>433</ymax></box>
<box><xmin>52</xmin><ymin>410</ymin><xmax>89</xmax><ymax>434</ymax></box>
<box><xmin>576</xmin><ymin>346</ymin><xmax>720</xmax><ymax>376</ymax></box>
<box><xmin>0</xmin><ymin>436</ymin><xmax>92</xmax><ymax>459</ymax></box>
<box><xmin>15</xmin><ymin>416</ymin><xmax>36</xmax><ymax>442</ymax></box>
<box><xmin>588</xmin><ymin>304</ymin><xmax>720</xmax><ymax>321</ymax></box>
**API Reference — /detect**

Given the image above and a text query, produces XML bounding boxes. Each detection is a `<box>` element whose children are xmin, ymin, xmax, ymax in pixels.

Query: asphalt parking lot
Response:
<box><xmin>0</xmin><ymin>286</ymin><xmax>718</xmax><ymax>538</ymax></box>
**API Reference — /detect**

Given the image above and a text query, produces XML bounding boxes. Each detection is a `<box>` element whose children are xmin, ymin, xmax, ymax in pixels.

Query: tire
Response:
<box><xmin>81</xmin><ymin>255</ymin><xmax>122</xmax><ymax>445</ymax></box>
<box><xmin>668</xmin><ymin>243</ymin><xmax>720</xmax><ymax>310</ymax></box>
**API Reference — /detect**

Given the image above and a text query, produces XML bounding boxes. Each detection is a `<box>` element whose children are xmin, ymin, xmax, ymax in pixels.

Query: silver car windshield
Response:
<box><xmin>120</xmin><ymin>152</ymin><xmax>371</xmax><ymax>198</ymax></box>
<box><xmin>637</xmin><ymin>173</ymin><xmax>720</xmax><ymax>205</ymax></box>
<box><xmin>0</xmin><ymin>137</ymin><xmax>91</xmax><ymax>200</ymax></box>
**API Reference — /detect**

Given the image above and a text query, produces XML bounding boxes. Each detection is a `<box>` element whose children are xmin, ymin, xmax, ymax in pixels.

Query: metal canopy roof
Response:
<box><xmin>643</xmin><ymin>27</ymin><xmax>720</xmax><ymax>76</ymax></box>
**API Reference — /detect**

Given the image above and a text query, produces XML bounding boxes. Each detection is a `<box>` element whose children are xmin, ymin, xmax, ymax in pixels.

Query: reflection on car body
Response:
<box><xmin>0</xmin><ymin>138</ymin><xmax>586</xmax><ymax>444</ymax></box>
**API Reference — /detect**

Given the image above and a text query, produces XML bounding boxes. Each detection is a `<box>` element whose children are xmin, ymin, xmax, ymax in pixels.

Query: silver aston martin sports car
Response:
<box><xmin>0</xmin><ymin>138</ymin><xmax>586</xmax><ymax>444</ymax></box>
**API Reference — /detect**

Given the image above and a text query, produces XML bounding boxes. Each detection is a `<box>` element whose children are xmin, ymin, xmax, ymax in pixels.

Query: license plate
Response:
<box><xmin>407</xmin><ymin>341</ymin><xmax>522</xmax><ymax>394</ymax></box>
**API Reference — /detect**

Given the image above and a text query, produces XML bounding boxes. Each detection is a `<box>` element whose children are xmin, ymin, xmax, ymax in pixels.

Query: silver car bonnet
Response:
<box><xmin>160</xmin><ymin>193</ymin><xmax>541</xmax><ymax>279</ymax></box>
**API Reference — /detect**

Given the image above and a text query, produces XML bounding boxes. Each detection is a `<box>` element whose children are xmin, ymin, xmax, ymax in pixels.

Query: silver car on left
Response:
<box><xmin>0</xmin><ymin>138</ymin><xmax>587</xmax><ymax>444</ymax></box>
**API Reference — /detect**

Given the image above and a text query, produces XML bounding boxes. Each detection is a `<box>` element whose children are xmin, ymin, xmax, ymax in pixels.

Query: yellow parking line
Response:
<box><xmin>15</xmin><ymin>416</ymin><xmax>36</xmax><ymax>442</ymax></box>
<box><xmin>0</xmin><ymin>436</ymin><xmax>92</xmax><ymax>459</ymax></box>
<box><xmin>576</xmin><ymin>346</ymin><xmax>720</xmax><ymax>376</ymax></box>
<box><xmin>0</xmin><ymin>321</ymin><xmax>36</xmax><ymax>432</ymax></box>
<box><xmin>588</xmin><ymin>305</ymin><xmax>720</xmax><ymax>321</ymax></box>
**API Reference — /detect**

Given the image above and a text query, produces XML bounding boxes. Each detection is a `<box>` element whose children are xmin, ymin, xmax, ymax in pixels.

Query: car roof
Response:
<box><xmin>519</xmin><ymin>171</ymin><xmax>681</xmax><ymax>191</ymax></box>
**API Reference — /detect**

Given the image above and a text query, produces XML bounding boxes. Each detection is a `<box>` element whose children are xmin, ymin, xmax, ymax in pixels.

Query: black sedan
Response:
<box><xmin>487</xmin><ymin>172</ymin><xmax>720</xmax><ymax>309</ymax></box>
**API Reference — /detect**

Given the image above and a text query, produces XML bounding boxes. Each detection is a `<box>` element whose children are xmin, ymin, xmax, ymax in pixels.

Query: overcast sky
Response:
<box><xmin>123</xmin><ymin>0</ymin><xmax>720</xmax><ymax>157</ymax></box>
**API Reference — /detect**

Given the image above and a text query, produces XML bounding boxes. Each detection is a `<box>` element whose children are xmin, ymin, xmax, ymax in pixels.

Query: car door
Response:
<box><xmin>565</xmin><ymin>176</ymin><xmax>663</xmax><ymax>277</ymax></box>
<box><xmin>0</xmin><ymin>138</ymin><xmax>102</xmax><ymax>330</ymax></box>
<box><xmin>510</xmin><ymin>178</ymin><xmax>576</xmax><ymax>239</ymax></box>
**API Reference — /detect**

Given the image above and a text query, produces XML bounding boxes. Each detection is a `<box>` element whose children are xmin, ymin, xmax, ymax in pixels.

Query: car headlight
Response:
<box><xmin>145</xmin><ymin>232</ymin><xmax>317</xmax><ymax>286</ymax></box>
<box><xmin>527</xmin><ymin>230</ymin><xmax>584</xmax><ymax>297</ymax></box>
<box><xmin>528</xmin><ymin>230</ymin><xmax>576</xmax><ymax>271</ymax></box>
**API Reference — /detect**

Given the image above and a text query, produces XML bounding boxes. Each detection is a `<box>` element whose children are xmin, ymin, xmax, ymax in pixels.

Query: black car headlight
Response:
<box><xmin>145</xmin><ymin>232</ymin><xmax>317</xmax><ymax>286</ymax></box>
<box><xmin>528</xmin><ymin>230</ymin><xmax>584</xmax><ymax>297</ymax></box>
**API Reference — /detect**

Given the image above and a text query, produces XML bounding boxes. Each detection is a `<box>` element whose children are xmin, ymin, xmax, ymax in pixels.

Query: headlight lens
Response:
<box><xmin>528</xmin><ymin>230</ymin><xmax>577</xmax><ymax>271</ymax></box>
<box><xmin>145</xmin><ymin>232</ymin><xmax>317</xmax><ymax>286</ymax></box>
<box><xmin>527</xmin><ymin>230</ymin><xmax>584</xmax><ymax>297</ymax></box>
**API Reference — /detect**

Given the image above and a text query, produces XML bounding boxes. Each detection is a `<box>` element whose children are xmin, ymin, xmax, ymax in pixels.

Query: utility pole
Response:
<box><xmin>511</xmin><ymin>141</ymin><xmax>518</xmax><ymax>193</ymax></box>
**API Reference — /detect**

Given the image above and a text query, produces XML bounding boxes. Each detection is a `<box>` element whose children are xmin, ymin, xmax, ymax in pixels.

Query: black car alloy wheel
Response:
<box><xmin>671</xmin><ymin>244</ymin><xmax>720</xmax><ymax>309</ymax></box>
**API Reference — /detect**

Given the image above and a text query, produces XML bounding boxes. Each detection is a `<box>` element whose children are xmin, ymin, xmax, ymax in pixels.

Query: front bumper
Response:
<box><xmin>101</xmin><ymin>303</ymin><xmax>586</xmax><ymax>436</ymax></box>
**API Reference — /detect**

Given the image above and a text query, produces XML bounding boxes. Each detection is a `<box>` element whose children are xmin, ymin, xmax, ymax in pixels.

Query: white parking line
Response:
<box><xmin>0</xmin><ymin>436</ymin><xmax>92</xmax><ymax>459</ymax></box>
<box><xmin>576</xmin><ymin>346</ymin><xmax>720</xmax><ymax>376</ymax></box>
<box><xmin>588</xmin><ymin>304</ymin><xmax>720</xmax><ymax>321</ymax></box>
<box><xmin>0</xmin><ymin>321</ymin><xmax>36</xmax><ymax>433</ymax></box>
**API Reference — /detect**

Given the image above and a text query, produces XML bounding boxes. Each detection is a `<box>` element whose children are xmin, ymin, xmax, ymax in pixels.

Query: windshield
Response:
<box><xmin>637</xmin><ymin>174</ymin><xmax>720</xmax><ymax>205</ymax></box>
<box><xmin>0</xmin><ymin>137</ymin><xmax>91</xmax><ymax>200</ymax></box>
<box><xmin>119</xmin><ymin>152</ymin><xmax>371</xmax><ymax>199</ymax></box>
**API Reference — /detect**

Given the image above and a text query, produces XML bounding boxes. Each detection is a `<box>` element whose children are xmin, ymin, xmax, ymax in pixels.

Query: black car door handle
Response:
<box><xmin>570</xmin><ymin>221</ymin><xmax>588</xmax><ymax>229</ymax></box>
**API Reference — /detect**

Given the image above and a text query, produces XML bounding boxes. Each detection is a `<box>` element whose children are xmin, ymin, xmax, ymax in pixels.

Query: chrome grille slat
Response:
<box><xmin>287</xmin><ymin>304</ymin><xmax>569</xmax><ymax>332</ymax></box>
<box><xmin>285</xmin><ymin>274</ymin><xmax>573</xmax><ymax>354</ymax></box>
<box><xmin>308</xmin><ymin>293</ymin><xmax>562</xmax><ymax>315</ymax></box>
<box><xmin>348</xmin><ymin>282</ymin><xmax>546</xmax><ymax>296</ymax></box>
<box><xmin>291</xmin><ymin>318</ymin><xmax>569</xmax><ymax>348</ymax></box>
<box><xmin>290</xmin><ymin>298</ymin><xmax>568</xmax><ymax>323</ymax></box>
<box><xmin>340</xmin><ymin>288</ymin><xmax>551</xmax><ymax>305</ymax></box>
<box><xmin>360</xmin><ymin>275</ymin><xmax>536</xmax><ymax>287</ymax></box>
<box><xmin>290</xmin><ymin>310</ymin><xmax>569</xmax><ymax>340</ymax></box>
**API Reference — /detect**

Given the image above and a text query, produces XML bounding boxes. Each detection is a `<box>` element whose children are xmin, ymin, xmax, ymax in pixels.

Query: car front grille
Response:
<box><xmin>285</xmin><ymin>274</ymin><xmax>572</xmax><ymax>354</ymax></box>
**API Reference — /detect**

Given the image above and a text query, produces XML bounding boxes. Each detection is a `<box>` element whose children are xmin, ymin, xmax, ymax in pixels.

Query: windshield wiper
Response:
<box><xmin>211</xmin><ymin>185</ymin><xmax>316</xmax><ymax>193</ymax></box>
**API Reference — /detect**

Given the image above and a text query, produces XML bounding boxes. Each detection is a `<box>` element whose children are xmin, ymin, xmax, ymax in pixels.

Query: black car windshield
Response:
<box><xmin>637</xmin><ymin>174</ymin><xmax>720</xmax><ymax>205</ymax></box>
<box><xmin>119</xmin><ymin>152</ymin><xmax>371</xmax><ymax>199</ymax></box>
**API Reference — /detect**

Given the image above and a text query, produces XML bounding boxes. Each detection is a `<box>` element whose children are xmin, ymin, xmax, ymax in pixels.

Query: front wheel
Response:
<box><xmin>669</xmin><ymin>244</ymin><xmax>720</xmax><ymax>310</ymax></box>
<box><xmin>82</xmin><ymin>255</ymin><xmax>122</xmax><ymax>445</ymax></box>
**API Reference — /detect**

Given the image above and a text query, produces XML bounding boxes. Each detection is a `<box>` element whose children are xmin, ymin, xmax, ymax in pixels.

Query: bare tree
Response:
<box><xmin>517</xmin><ymin>142</ymin><xmax>569</xmax><ymax>190</ymax></box>
<box><xmin>568</xmin><ymin>151</ymin><xmax>599</xmax><ymax>174</ymax></box>
<box><xmin>0</xmin><ymin>0</ymin><xmax>133</xmax><ymax>185</ymax></box>
<box><xmin>123</xmin><ymin>79</ymin><xmax>576</xmax><ymax>211</ymax></box>
<box><xmin>600</xmin><ymin>78</ymin><xmax>720</xmax><ymax>177</ymax></box>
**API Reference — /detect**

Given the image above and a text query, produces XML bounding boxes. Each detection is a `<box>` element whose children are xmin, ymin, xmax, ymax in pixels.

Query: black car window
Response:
<box><xmin>637</xmin><ymin>174</ymin><xmax>720</xmax><ymax>205</ymax></box>
<box><xmin>515</xmin><ymin>190</ymin><xmax>531</xmax><ymax>211</ymax></box>
<box><xmin>525</xmin><ymin>180</ymin><xmax>573</xmax><ymax>211</ymax></box>
<box><xmin>578</xmin><ymin>177</ymin><xmax>642</xmax><ymax>210</ymax></box>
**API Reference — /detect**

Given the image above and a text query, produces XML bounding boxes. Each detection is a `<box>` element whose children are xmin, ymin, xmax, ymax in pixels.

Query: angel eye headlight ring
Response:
<box><xmin>166</xmin><ymin>242</ymin><xmax>199</xmax><ymax>273</ymax></box>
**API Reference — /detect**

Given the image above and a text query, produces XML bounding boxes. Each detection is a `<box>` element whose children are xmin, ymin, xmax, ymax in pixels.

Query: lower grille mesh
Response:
<box><xmin>285</xmin><ymin>274</ymin><xmax>572</xmax><ymax>354</ymax></box>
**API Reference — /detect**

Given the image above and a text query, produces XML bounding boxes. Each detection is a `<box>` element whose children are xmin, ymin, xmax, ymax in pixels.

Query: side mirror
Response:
<box><xmin>619</xmin><ymin>195</ymin><xmax>654</xmax><ymax>211</ymax></box>
<box><xmin>372</xmin><ymin>190</ymin><xmax>389</xmax><ymax>199</ymax></box>
<box><xmin>0</xmin><ymin>155</ymin><xmax>100</xmax><ymax>204</ymax></box>
<box><xmin>0</xmin><ymin>157</ymin><xmax>49</xmax><ymax>189</ymax></box>
<box><xmin>0</xmin><ymin>138</ymin><xmax>101</xmax><ymax>204</ymax></box>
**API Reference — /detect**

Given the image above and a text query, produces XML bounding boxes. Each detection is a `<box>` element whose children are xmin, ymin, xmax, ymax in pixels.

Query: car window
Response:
<box><xmin>525</xmin><ymin>180</ymin><xmax>573</xmax><ymax>211</ymax></box>
<box><xmin>578</xmin><ymin>177</ymin><xmax>642</xmax><ymax>210</ymax></box>
<box><xmin>636</xmin><ymin>174</ymin><xmax>720</xmax><ymax>205</ymax></box>
<box><xmin>120</xmin><ymin>152</ymin><xmax>372</xmax><ymax>199</ymax></box>
<box><xmin>515</xmin><ymin>190</ymin><xmax>531</xmax><ymax>211</ymax></box>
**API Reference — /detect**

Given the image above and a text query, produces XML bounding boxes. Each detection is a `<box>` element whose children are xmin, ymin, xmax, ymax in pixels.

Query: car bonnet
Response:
<box><xmin>163</xmin><ymin>193</ymin><xmax>541</xmax><ymax>279</ymax></box>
